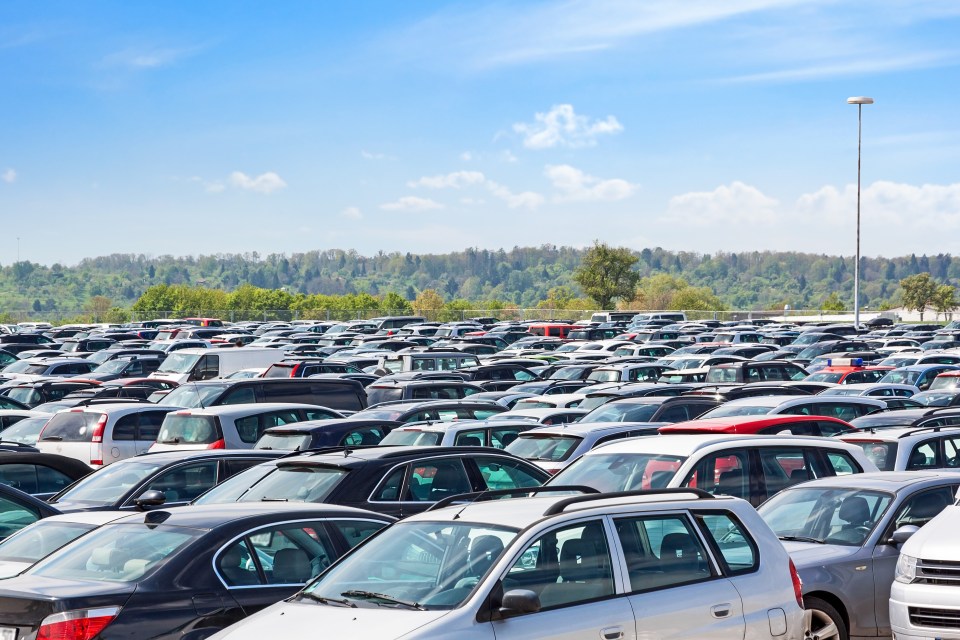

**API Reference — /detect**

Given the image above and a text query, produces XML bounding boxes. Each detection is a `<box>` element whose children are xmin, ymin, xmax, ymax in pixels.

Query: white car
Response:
<box><xmin>506</xmin><ymin>422</ymin><xmax>663</xmax><ymax>474</ymax></box>
<box><xmin>891</xmin><ymin>500</ymin><xmax>960</xmax><ymax>639</ymax></box>
<box><xmin>210</xmin><ymin>489</ymin><xmax>805</xmax><ymax>640</ymax></box>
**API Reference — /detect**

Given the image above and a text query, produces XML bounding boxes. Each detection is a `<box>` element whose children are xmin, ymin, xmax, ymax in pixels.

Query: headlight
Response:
<box><xmin>895</xmin><ymin>553</ymin><xmax>918</xmax><ymax>584</ymax></box>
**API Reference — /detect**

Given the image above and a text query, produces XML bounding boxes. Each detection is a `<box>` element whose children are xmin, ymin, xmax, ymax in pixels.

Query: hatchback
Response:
<box><xmin>254</xmin><ymin>418</ymin><xmax>403</xmax><ymax>451</ymax></box>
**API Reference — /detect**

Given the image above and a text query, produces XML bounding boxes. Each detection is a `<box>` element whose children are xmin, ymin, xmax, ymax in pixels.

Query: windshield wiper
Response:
<box><xmin>341</xmin><ymin>590</ymin><xmax>425</xmax><ymax>610</ymax></box>
<box><xmin>778</xmin><ymin>535</ymin><xmax>826</xmax><ymax>544</ymax></box>
<box><xmin>260</xmin><ymin>497</ymin><xmax>288</xmax><ymax>502</ymax></box>
<box><xmin>301</xmin><ymin>592</ymin><xmax>356</xmax><ymax>608</ymax></box>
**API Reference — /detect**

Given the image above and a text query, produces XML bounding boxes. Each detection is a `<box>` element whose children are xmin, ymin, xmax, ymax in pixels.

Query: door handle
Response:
<box><xmin>711</xmin><ymin>604</ymin><xmax>732</xmax><ymax>618</ymax></box>
<box><xmin>600</xmin><ymin>627</ymin><xmax>624</xmax><ymax>640</ymax></box>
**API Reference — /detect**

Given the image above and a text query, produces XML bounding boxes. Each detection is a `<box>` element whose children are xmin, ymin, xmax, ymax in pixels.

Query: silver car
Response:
<box><xmin>758</xmin><ymin>471</ymin><xmax>960</xmax><ymax>640</ymax></box>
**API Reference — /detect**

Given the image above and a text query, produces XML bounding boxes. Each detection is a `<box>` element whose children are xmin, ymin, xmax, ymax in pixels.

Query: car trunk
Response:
<box><xmin>36</xmin><ymin>410</ymin><xmax>103</xmax><ymax>468</ymax></box>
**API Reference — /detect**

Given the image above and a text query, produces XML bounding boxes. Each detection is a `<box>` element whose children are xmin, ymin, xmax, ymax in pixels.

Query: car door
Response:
<box><xmin>133</xmin><ymin>460</ymin><xmax>220</xmax><ymax>507</ymax></box>
<box><xmin>109</xmin><ymin>413</ymin><xmax>142</xmax><ymax>463</ymax></box>
<box><xmin>488</xmin><ymin>518</ymin><xmax>636</xmax><ymax>640</ymax></box>
<box><xmin>218</xmin><ymin>520</ymin><xmax>339</xmax><ymax>617</ymax></box>
<box><xmin>615</xmin><ymin>511</ymin><xmax>746</xmax><ymax>639</ymax></box>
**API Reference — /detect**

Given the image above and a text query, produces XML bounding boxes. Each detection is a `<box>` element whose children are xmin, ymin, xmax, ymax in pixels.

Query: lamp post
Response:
<box><xmin>847</xmin><ymin>96</ymin><xmax>874</xmax><ymax>330</ymax></box>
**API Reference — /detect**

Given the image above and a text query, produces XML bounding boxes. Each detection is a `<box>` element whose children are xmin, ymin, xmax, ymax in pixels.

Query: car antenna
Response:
<box><xmin>453</xmin><ymin>488</ymin><xmax>491</xmax><ymax>521</ymax></box>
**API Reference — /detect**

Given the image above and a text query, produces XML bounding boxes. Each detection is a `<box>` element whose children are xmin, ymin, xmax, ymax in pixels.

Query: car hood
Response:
<box><xmin>782</xmin><ymin>540</ymin><xmax>861</xmax><ymax>568</ymax></box>
<box><xmin>212</xmin><ymin>600</ymin><xmax>451</xmax><ymax>639</ymax></box>
<box><xmin>902</xmin><ymin>505</ymin><xmax>960</xmax><ymax>561</ymax></box>
<box><xmin>0</xmin><ymin>561</ymin><xmax>31</xmax><ymax>580</ymax></box>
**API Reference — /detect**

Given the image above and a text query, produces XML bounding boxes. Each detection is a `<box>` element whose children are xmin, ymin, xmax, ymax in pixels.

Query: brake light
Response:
<box><xmin>789</xmin><ymin>558</ymin><xmax>804</xmax><ymax>608</ymax></box>
<box><xmin>207</xmin><ymin>438</ymin><xmax>225</xmax><ymax>449</ymax></box>
<box><xmin>290</xmin><ymin>363</ymin><xmax>302</xmax><ymax>377</ymax></box>
<box><xmin>91</xmin><ymin>414</ymin><xmax>107</xmax><ymax>443</ymax></box>
<box><xmin>38</xmin><ymin>606</ymin><xmax>119</xmax><ymax>640</ymax></box>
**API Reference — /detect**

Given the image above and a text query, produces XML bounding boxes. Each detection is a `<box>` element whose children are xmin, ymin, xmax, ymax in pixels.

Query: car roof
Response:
<box><xmin>279</xmin><ymin>445</ymin><xmax>523</xmax><ymax>466</ymax></box>
<box><xmin>585</xmin><ymin>433</ymin><xmax>865</xmax><ymax>457</ymax></box>
<box><xmin>110</xmin><ymin>501</ymin><xmax>395</xmax><ymax>530</ymax></box>
<box><xmin>781</xmin><ymin>471</ymin><xmax>960</xmax><ymax>491</ymax></box>
<box><xmin>495</xmin><ymin>407</ymin><xmax>589</xmax><ymax>418</ymax></box>
<box><xmin>518</xmin><ymin>421</ymin><xmax>664</xmax><ymax>437</ymax></box>
<box><xmin>662</xmin><ymin>414</ymin><xmax>849</xmax><ymax>431</ymax></box>
<box><xmin>166</xmin><ymin>403</ymin><xmax>335</xmax><ymax>416</ymax></box>
<box><xmin>119</xmin><ymin>449</ymin><xmax>286</xmax><ymax>464</ymax></box>
<box><xmin>841</xmin><ymin>425</ymin><xmax>960</xmax><ymax>440</ymax></box>
<box><xmin>40</xmin><ymin>510</ymin><xmax>134</xmax><ymax>526</ymax></box>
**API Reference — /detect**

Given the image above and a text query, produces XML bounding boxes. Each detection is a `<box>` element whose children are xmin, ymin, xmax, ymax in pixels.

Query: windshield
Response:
<box><xmin>350</xmin><ymin>408</ymin><xmax>404</xmax><ymax>421</ymax></box>
<box><xmin>550</xmin><ymin>368</ymin><xmax>587</xmax><ymax>381</ymax></box>
<box><xmin>506</xmin><ymin>434</ymin><xmax>582</xmax><ymax>462</ymax></box>
<box><xmin>380</xmin><ymin>430</ymin><xmax>443</xmax><ymax>446</ymax></box>
<box><xmin>911</xmin><ymin>392</ymin><xmax>956</xmax><ymax>406</ymax></box>
<box><xmin>39</xmin><ymin>411</ymin><xmax>101</xmax><ymax>443</ymax></box>
<box><xmin>1</xmin><ymin>417</ymin><xmax>48</xmax><ymax>444</ymax></box>
<box><xmin>156</xmin><ymin>352</ymin><xmax>201</xmax><ymax>374</ymax></box>
<box><xmin>303</xmin><ymin>521</ymin><xmax>517</xmax><ymax>610</ymax></box>
<box><xmin>30</xmin><ymin>523</ymin><xmax>199</xmax><ymax>583</ymax></box>
<box><xmin>551</xmin><ymin>452</ymin><xmax>686</xmax><ymax>492</ymax></box>
<box><xmin>86</xmin><ymin>350</ymin><xmax>116</xmax><ymax>364</ymax></box>
<box><xmin>700</xmin><ymin>404</ymin><xmax>773</xmax><ymax>418</ymax></box>
<box><xmin>94</xmin><ymin>359</ymin><xmax>131</xmax><ymax>374</ymax></box>
<box><xmin>586</xmin><ymin>370</ymin><xmax>619</xmax><ymax>382</ymax></box>
<box><xmin>806</xmin><ymin>372</ymin><xmax>844</xmax><ymax>383</ymax></box>
<box><xmin>3</xmin><ymin>361</ymin><xmax>48</xmax><ymax>375</ymax></box>
<box><xmin>929</xmin><ymin>376</ymin><xmax>960</xmax><ymax>391</ymax></box>
<box><xmin>255</xmin><ymin>433</ymin><xmax>313</xmax><ymax>451</ymax></box>
<box><xmin>669</xmin><ymin>358</ymin><xmax>707</xmax><ymax>370</ymax></box>
<box><xmin>0</xmin><ymin>520</ymin><xmax>98</xmax><ymax>564</ymax></box>
<box><xmin>581</xmin><ymin>403</ymin><xmax>658</xmax><ymax>422</ymax></box>
<box><xmin>158</xmin><ymin>383</ymin><xmax>229</xmax><ymax>407</ymax></box>
<box><xmin>758</xmin><ymin>487</ymin><xmax>893</xmax><ymax>546</ymax></box>
<box><xmin>193</xmin><ymin>464</ymin><xmax>276</xmax><ymax>504</ymax></box>
<box><xmin>156</xmin><ymin>414</ymin><xmax>221</xmax><ymax>445</ymax></box>
<box><xmin>206</xmin><ymin>464</ymin><xmax>346</xmax><ymax>503</ymax></box>
<box><xmin>879</xmin><ymin>370</ymin><xmax>919</xmax><ymax>385</ymax></box>
<box><xmin>4</xmin><ymin>388</ymin><xmax>42</xmax><ymax>405</ymax></box>
<box><xmin>575</xmin><ymin>395</ymin><xmax>615</xmax><ymax>411</ymax></box>
<box><xmin>53</xmin><ymin>460</ymin><xmax>166</xmax><ymax>505</ymax></box>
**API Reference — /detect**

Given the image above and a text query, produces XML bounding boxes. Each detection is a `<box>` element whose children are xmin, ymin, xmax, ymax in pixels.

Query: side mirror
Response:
<box><xmin>889</xmin><ymin>525</ymin><xmax>920</xmax><ymax>545</ymax></box>
<box><xmin>134</xmin><ymin>490</ymin><xmax>167</xmax><ymax>510</ymax></box>
<box><xmin>499</xmin><ymin>589</ymin><xmax>541</xmax><ymax>618</ymax></box>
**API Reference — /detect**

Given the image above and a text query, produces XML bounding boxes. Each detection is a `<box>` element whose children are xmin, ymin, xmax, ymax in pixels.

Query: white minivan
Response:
<box><xmin>150</xmin><ymin>347</ymin><xmax>286</xmax><ymax>384</ymax></box>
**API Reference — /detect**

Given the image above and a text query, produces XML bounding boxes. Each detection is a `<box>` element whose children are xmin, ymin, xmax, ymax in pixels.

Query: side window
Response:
<box><xmin>249</xmin><ymin>523</ymin><xmax>336</xmax><ymax>585</ymax></box>
<box><xmin>0</xmin><ymin>464</ymin><xmax>39</xmax><ymax>494</ymax></box>
<box><xmin>36</xmin><ymin>465</ymin><xmax>75</xmax><ymax>495</ymax></box>
<box><xmin>745</xmin><ymin>367</ymin><xmax>762</xmax><ymax>383</ymax></box>
<box><xmin>473</xmin><ymin>409</ymin><xmax>502</xmax><ymax>420</ymax></box>
<box><xmin>760</xmin><ymin>366</ymin><xmax>786</xmax><ymax>381</ymax></box>
<box><xmin>515</xmin><ymin>370</ymin><xmax>536</xmax><ymax>381</ymax></box>
<box><xmin>696</xmin><ymin>512</ymin><xmax>758</xmax><ymax>575</ymax></box>
<box><xmin>404</xmin><ymin>459</ymin><xmax>471</xmax><ymax>502</ymax></box>
<box><xmin>503</xmin><ymin>520</ymin><xmax>614</xmax><ymax>609</ymax></box>
<box><xmin>234</xmin><ymin>416</ymin><xmax>261</xmax><ymax>444</ymax></box>
<box><xmin>891</xmin><ymin>487</ymin><xmax>956</xmax><ymax>530</ymax></box>
<box><xmin>490</xmin><ymin>427</ymin><xmax>522</xmax><ymax>449</ymax></box>
<box><xmin>137</xmin><ymin>411</ymin><xmax>167</xmax><ymax>441</ymax></box>
<box><xmin>373</xmin><ymin>466</ymin><xmax>405</xmax><ymax>501</ymax></box>
<box><xmin>816</xmin><ymin>421</ymin><xmax>851</xmax><ymax>437</ymax></box>
<box><xmin>614</xmin><ymin>514</ymin><xmax>713</xmax><ymax>592</ymax></box>
<box><xmin>304</xmin><ymin>409</ymin><xmax>337</xmax><ymax>421</ymax></box>
<box><xmin>944</xmin><ymin>437</ymin><xmax>960</xmax><ymax>468</ymax></box>
<box><xmin>825</xmin><ymin>451</ymin><xmax>859</xmax><ymax>475</ymax></box>
<box><xmin>656</xmin><ymin>406</ymin><xmax>689</xmax><ymax>423</ymax></box>
<box><xmin>758</xmin><ymin>448</ymin><xmax>810</xmax><ymax>496</ymax></box>
<box><xmin>0</xmin><ymin>494</ymin><xmax>40</xmax><ymax>539</ymax></box>
<box><xmin>684</xmin><ymin>450</ymin><xmax>750</xmax><ymax>500</ymax></box>
<box><xmin>474</xmin><ymin>457</ymin><xmax>542</xmax><ymax>491</ymax></box>
<box><xmin>221</xmin><ymin>386</ymin><xmax>257</xmax><ymax>405</ymax></box>
<box><xmin>453</xmin><ymin>430</ymin><xmax>486</xmax><ymax>447</ymax></box>
<box><xmin>759</xmin><ymin>421</ymin><xmax>816</xmax><ymax>436</ymax></box>
<box><xmin>340</xmin><ymin>427</ymin><xmax>384</xmax><ymax>446</ymax></box>
<box><xmin>262</xmin><ymin>410</ymin><xmax>300</xmax><ymax>428</ymax></box>
<box><xmin>113</xmin><ymin>414</ymin><xmax>138</xmax><ymax>441</ymax></box>
<box><xmin>411</xmin><ymin>358</ymin><xmax>436</xmax><ymax>371</ymax></box>
<box><xmin>217</xmin><ymin>540</ymin><xmax>260</xmax><ymax>586</ymax></box>
<box><xmin>786</xmin><ymin>366</ymin><xmax>808</xmax><ymax>381</ymax></box>
<box><xmin>331</xmin><ymin>519</ymin><xmax>388</xmax><ymax>550</ymax></box>
<box><xmin>143</xmin><ymin>461</ymin><xmax>219</xmax><ymax>503</ymax></box>
<box><xmin>907</xmin><ymin>441</ymin><xmax>939</xmax><ymax>470</ymax></box>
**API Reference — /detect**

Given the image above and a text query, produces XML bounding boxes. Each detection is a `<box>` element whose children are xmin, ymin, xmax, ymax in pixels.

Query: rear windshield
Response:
<box><xmin>156</xmin><ymin>414</ymin><xmax>222</xmax><ymax>445</ymax></box>
<box><xmin>851</xmin><ymin>442</ymin><xmax>898</xmax><ymax>471</ymax></box>
<box><xmin>379</xmin><ymin>430</ymin><xmax>443</xmax><ymax>446</ymax></box>
<box><xmin>39</xmin><ymin>411</ymin><xmax>101</xmax><ymax>442</ymax></box>
<box><xmin>32</xmin><ymin>523</ymin><xmax>199</xmax><ymax>583</ymax></box>
<box><xmin>1</xmin><ymin>417</ymin><xmax>49</xmax><ymax>444</ymax></box>
<box><xmin>231</xmin><ymin>465</ymin><xmax>347</xmax><ymax>503</ymax></box>
<box><xmin>0</xmin><ymin>521</ymin><xmax>97</xmax><ymax>563</ymax></box>
<box><xmin>4</xmin><ymin>388</ymin><xmax>42</xmax><ymax>405</ymax></box>
<box><xmin>366</xmin><ymin>386</ymin><xmax>404</xmax><ymax>405</ymax></box>
<box><xmin>53</xmin><ymin>460</ymin><xmax>166</xmax><ymax>505</ymax></box>
<box><xmin>158</xmin><ymin>383</ymin><xmax>230</xmax><ymax>407</ymax></box>
<box><xmin>3</xmin><ymin>362</ymin><xmax>49</xmax><ymax>375</ymax></box>
<box><xmin>262</xmin><ymin>364</ymin><xmax>296</xmax><ymax>378</ymax></box>
<box><xmin>254</xmin><ymin>433</ymin><xmax>312</xmax><ymax>451</ymax></box>
<box><xmin>505</xmin><ymin>434</ymin><xmax>582</xmax><ymax>462</ymax></box>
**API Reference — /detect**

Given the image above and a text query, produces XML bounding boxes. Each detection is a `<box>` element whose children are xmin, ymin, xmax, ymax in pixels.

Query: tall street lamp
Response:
<box><xmin>847</xmin><ymin>96</ymin><xmax>874</xmax><ymax>330</ymax></box>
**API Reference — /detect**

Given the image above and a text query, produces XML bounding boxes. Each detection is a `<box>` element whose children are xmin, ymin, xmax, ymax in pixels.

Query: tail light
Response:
<box><xmin>91</xmin><ymin>414</ymin><xmax>107</xmax><ymax>443</ymax></box>
<box><xmin>207</xmin><ymin>439</ymin><xmax>225</xmax><ymax>449</ymax></box>
<box><xmin>290</xmin><ymin>363</ymin><xmax>302</xmax><ymax>377</ymax></box>
<box><xmin>789</xmin><ymin>558</ymin><xmax>804</xmax><ymax>608</ymax></box>
<box><xmin>38</xmin><ymin>606</ymin><xmax>119</xmax><ymax>640</ymax></box>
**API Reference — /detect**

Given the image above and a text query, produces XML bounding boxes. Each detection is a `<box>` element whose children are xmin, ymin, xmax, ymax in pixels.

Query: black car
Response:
<box><xmin>510</xmin><ymin>379</ymin><xmax>594</xmax><ymax>395</ymax></box>
<box><xmin>0</xmin><ymin>452</ymin><xmax>92</xmax><ymax>499</ymax></box>
<box><xmin>79</xmin><ymin>355</ymin><xmax>164</xmax><ymax>381</ymax></box>
<box><xmin>455</xmin><ymin>364</ymin><xmax>539</xmax><ymax>391</ymax></box>
<box><xmin>262</xmin><ymin>359</ymin><xmax>364</xmax><ymax>378</ymax></box>
<box><xmin>0</xmin><ymin>482</ymin><xmax>61</xmax><ymax>540</ymax></box>
<box><xmin>0</xmin><ymin>380</ymin><xmax>100</xmax><ymax>408</ymax></box>
<box><xmin>577</xmin><ymin>396</ymin><xmax>719</xmax><ymax>423</ymax></box>
<box><xmin>47</xmin><ymin>450</ymin><xmax>287</xmax><ymax>512</ymax></box>
<box><xmin>365</xmin><ymin>379</ymin><xmax>484</xmax><ymax>406</ymax></box>
<box><xmin>195</xmin><ymin>446</ymin><xmax>550</xmax><ymax>518</ymax></box>
<box><xmin>349</xmin><ymin>399</ymin><xmax>506</xmax><ymax>423</ymax></box>
<box><xmin>157</xmin><ymin>378</ymin><xmax>368</xmax><ymax>412</ymax></box>
<box><xmin>254</xmin><ymin>418</ymin><xmax>404</xmax><ymax>451</ymax></box>
<box><xmin>0</xmin><ymin>502</ymin><xmax>394</xmax><ymax>639</ymax></box>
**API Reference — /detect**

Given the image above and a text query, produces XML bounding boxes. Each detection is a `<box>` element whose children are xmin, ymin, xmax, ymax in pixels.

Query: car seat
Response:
<box><xmin>427</xmin><ymin>465</ymin><xmax>471</xmax><ymax>501</ymax></box>
<box><xmin>458</xmin><ymin>435</ymin><xmax>483</xmax><ymax>447</ymax></box>
<box><xmin>219</xmin><ymin>546</ymin><xmax>258</xmax><ymax>586</ymax></box>
<box><xmin>899</xmin><ymin>492</ymin><xmax>951</xmax><ymax>527</ymax></box>
<box><xmin>659</xmin><ymin>532</ymin><xmax>706</xmax><ymax>582</ymax></box>
<box><xmin>715</xmin><ymin>469</ymin><xmax>745</xmax><ymax>499</ymax></box>
<box><xmin>828</xmin><ymin>495</ymin><xmax>872</xmax><ymax>544</ymax></box>
<box><xmin>271</xmin><ymin>548</ymin><xmax>312</xmax><ymax>584</ymax></box>
<box><xmin>539</xmin><ymin>537</ymin><xmax>612</xmax><ymax>607</ymax></box>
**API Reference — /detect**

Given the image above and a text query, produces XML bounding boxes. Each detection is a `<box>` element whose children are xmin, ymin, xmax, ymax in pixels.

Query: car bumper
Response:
<box><xmin>891</xmin><ymin>580</ymin><xmax>960</xmax><ymax>640</ymax></box>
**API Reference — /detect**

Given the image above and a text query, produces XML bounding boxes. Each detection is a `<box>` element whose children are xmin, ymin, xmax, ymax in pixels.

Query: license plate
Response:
<box><xmin>0</xmin><ymin>628</ymin><xmax>16</xmax><ymax>640</ymax></box>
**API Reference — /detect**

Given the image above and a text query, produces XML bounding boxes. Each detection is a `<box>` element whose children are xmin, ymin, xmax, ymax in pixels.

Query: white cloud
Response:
<box><xmin>1</xmin><ymin>169</ymin><xmax>16</xmax><ymax>184</ymax></box>
<box><xmin>514</xmin><ymin>104</ymin><xmax>623</xmax><ymax>150</ymax></box>
<box><xmin>500</xmin><ymin>150</ymin><xmax>519</xmax><ymax>163</ymax></box>
<box><xmin>460</xmin><ymin>151</ymin><xmax>474</xmax><ymax>162</ymax></box>
<box><xmin>486</xmin><ymin>181</ymin><xmax>545</xmax><ymax>209</ymax></box>
<box><xmin>408</xmin><ymin>171</ymin><xmax>486</xmax><ymax>189</ymax></box>
<box><xmin>361</xmin><ymin>150</ymin><xmax>395</xmax><ymax>161</ymax></box>
<box><xmin>340</xmin><ymin>206</ymin><xmax>363</xmax><ymax>220</ymax></box>
<box><xmin>380</xmin><ymin>196</ymin><xmax>444</xmax><ymax>212</ymax></box>
<box><xmin>545</xmin><ymin>164</ymin><xmax>636</xmax><ymax>202</ymax></box>
<box><xmin>228</xmin><ymin>171</ymin><xmax>287</xmax><ymax>194</ymax></box>
<box><xmin>796</xmin><ymin>180</ymin><xmax>960</xmax><ymax>228</ymax></box>
<box><xmin>667</xmin><ymin>181</ymin><xmax>778</xmax><ymax>224</ymax></box>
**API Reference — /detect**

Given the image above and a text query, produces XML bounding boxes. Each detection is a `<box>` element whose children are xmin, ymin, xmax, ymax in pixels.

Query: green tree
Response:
<box><xmin>900</xmin><ymin>273</ymin><xmax>939</xmax><ymax>321</ymax></box>
<box><xmin>573</xmin><ymin>241</ymin><xmax>639</xmax><ymax>309</ymax></box>
<box><xmin>932</xmin><ymin>284</ymin><xmax>958</xmax><ymax>320</ymax></box>
<box><xmin>412</xmin><ymin>289</ymin><xmax>445</xmax><ymax>321</ymax></box>
<box><xmin>820</xmin><ymin>292</ymin><xmax>845</xmax><ymax>312</ymax></box>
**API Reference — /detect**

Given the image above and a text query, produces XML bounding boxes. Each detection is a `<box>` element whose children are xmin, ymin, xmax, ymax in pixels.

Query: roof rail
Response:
<box><xmin>425</xmin><ymin>485</ymin><xmax>600</xmax><ymax>512</ymax></box>
<box><xmin>897</xmin><ymin>425</ymin><xmax>960</xmax><ymax>438</ymax></box>
<box><xmin>921</xmin><ymin>407</ymin><xmax>960</xmax><ymax>417</ymax></box>
<box><xmin>541</xmin><ymin>488</ymin><xmax>716</xmax><ymax>516</ymax></box>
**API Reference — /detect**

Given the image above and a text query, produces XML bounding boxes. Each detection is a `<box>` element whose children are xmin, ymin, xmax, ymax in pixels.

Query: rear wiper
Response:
<box><xmin>341</xmin><ymin>590</ymin><xmax>425</xmax><ymax>610</ymax></box>
<box><xmin>778</xmin><ymin>535</ymin><xmax>826</xmax><ymax>544</ymax></box>
<box><xmin>301</xmin><ymin>592</ymin><xmax>356</xmax><ymax>608</ymax></box>
<box><xmin>261</xmin><ymin>497</ymin><xmax>288</xmax><ymax>502</ymax></box>
<box><xmin>40</xmin><ymin>436</ymin><xmax>63</xmax><ymax>441</ymax></box>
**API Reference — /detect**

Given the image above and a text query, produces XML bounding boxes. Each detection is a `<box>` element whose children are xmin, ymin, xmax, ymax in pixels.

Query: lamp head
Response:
<box><xmin>847</xmin><ymin>97</ymin><xmax>875</xmax><ymax>105</ymax></box>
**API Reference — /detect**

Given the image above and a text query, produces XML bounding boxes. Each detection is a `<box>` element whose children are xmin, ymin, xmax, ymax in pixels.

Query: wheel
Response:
<box><xmin>803</xmin><ymin>596</ymin><xmax>848</xmax><ymax>640</ymax></box>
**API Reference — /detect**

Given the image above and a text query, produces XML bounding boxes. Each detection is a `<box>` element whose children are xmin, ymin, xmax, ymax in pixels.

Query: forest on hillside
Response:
<box><xmin>0</xmin><ymin>246</ymin><xmax>957</xmax><ymax>317</ymax></box>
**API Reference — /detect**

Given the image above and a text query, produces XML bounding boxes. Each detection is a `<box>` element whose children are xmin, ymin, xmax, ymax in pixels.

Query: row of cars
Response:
<box><xmin>0</xmin><ymin>317</ymin><xmax>957</xmax><ymax>637</ymax></box>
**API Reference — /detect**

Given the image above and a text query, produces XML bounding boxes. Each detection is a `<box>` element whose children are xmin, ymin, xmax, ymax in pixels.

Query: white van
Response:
<box><xmin>588</xmin><ymin>311</ymin><xmax>638</xmax><ymax>324</ymax></box>
<box><xmin>149</xmin><ymin>348</ymin><xmax>286</xmax><ymax>385</ymax></box>
<box><xmin>629</xmin><ymin>312</ymin><xmax>688</xmax><ymax>324</ymax></box>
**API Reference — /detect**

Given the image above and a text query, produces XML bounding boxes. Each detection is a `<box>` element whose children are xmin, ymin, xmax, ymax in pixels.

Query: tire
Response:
<box><xmin>803</xmin><ymin>595</ymin><xmax>848</xmax><ymax>640</ymax></box>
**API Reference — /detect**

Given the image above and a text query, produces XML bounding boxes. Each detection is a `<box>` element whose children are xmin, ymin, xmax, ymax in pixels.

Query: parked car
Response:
<box><xmin>254</xmin><ymin>418</ymin><xmax>404</xmax><ymax>451</ymax></box>
<box><xmin>365</xmin><ymin>379</ymin><xmax>484</xmax><ymax>406</ymax></box>
<box><xmin>150</xmin><ymin>403</ymin><xmax>344</xmax><ymax>452</ymax></box>
<box><xmin>0</xmin><ymin>483</ymin><xmax>61</xmax><ymax>540</ymax></box>
<box><xmin>760</xmin><ymin>471</ymin><xmax>960</xmax><ymax>640</ymax></box>
<box><xmin>194</xmin><ymin>446</ymin><xmax>549</xmax><ymax>518</ymax></box>
<box><xmin>378</xmin><ymin>419</ymin><xmax>537</xmax><ymax>448</ymax></box>
<box><xmin>79</xmin><ymin>354</ymin><xmax>164</xmax><ymax>381</ymax></box>
<box><xmin>548</xmin><ymin>434</ymin><xmax>877</xmax><ymax>506</ymax></box>
<box><xmin>156</xmin><ymin>378</ymin><xmax>368</xmax><ymax>412</ymax></box>
<box><xmin>47</xmin><ymin>449</ymin><xmax>286</xmax><ymax>512</ymax></box>
<box><xmin>349</xmin><ymin>399</ymin><xmax>506</xmax><ymax>423</ymax></box>
<box><xmin>659</xmin><ymin>414</ymin><xmax>857</xmax><ymax>437</ymax></box>
<box><xmin>577</xmin><ymin>396</ymin><xmax>718</xmax><ymax>423</ymax></box>
<box><xmin>506</xmin><ymin>422</ymin><xmax>663</xmax><ymax>474</ymax></box>
<box><xmin>0</xmin><ymin>416</ymin><xmax>49</xmax><ymax>446</ymax></box>
<box><xmin>698</xmin><ymin>394</ymin><xmax>889</xmax><ymax>422</ymax></box>
<box><xmin>703</xmin><ymin>360</ymin><xmax>808</xmax><ymax>384</ymax></box>
<box><xmin>0</xmin><ymin>451</ymin><xmax>91</xmax><ymax>499</ymax></box>
<box><xmin>0</xmin><ymin>502</ymin><xmax>394</xmax><ymax>640</ymax></box>
<box><xmin>208</xmin><ymin>488</ymin><xmax>804</xmax><ymax>640</ymax></box>
<box><xmin>879</xmin><ymin>364</ymin><xmax>960</xmax><ymax>391</ymax></box>
<box><xmin>36</xmin><ymin>403</ymin><xmax>183</xmax><ymax>468</ymax></box>
<box><xmin>839</xmin><ymin>425</ymin><xmax>960</xmax><ymax>471</ymax></box>
<box><xmin>0</xmin><ymin>379</ymin><xmax>99</xmax><ymax>408</ymax></box>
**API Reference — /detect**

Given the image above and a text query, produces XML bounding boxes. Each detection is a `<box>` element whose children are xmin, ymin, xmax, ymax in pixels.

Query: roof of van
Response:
<box><xmin>166</xmin><ymin>402</ymin><xmax>342</xmax><ymax>417</ymax></box>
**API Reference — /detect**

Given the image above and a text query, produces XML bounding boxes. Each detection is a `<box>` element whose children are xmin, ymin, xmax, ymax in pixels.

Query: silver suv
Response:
<box><xmin>209</xmin><ymin>488</ymin><xmax>805</xmax><ymax>640</ymax></box>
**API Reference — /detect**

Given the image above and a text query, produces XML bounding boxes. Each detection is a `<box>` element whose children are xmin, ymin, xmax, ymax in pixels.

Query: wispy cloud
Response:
<box><xmin>361</xmin><ymin>150</ymin><xmax>396</xmax><ymax>161</ymax></box>
<box><xmin>719</xmin><ymin>50</ymin><xmax>960</xmax><ymax>84</ymax></box>
<box><xmin>229</xmin><ymin>171</ymin><xmax>287</xmax><ymax>194</ymax></box>
<box><xmin>514</xmin><ymin>104</ymin><xmax>623</xmax><ymax>150</ymax></box>
<box><xmin>407</xmin><ymin>169</ymin><xmax>544</xmax><ymax>209</ymax></box>
<box><xmin>340</xmin><ymin>206</ymin><xmax>363</xmax><ymax>220</ymax></box>
<box><xmin>380</xmin><ymin>196</ymin><xmax>444</xmax><ymax>212</ymax></box>
<box><xmin>667</xmin><ymin>181</ymin><xmax>778</xmax><ymax>224</ymax></box>
<box><xmin>1</xmin><ymin>169</ymin><xmax>16</xmax><ymax>184</ymax></box>
<box><xmin>545</xmin><ymin>164</ymin><xmax>636</xmax><ymax>202</ymax></box>
<box><xmin>408</xmin><ymin>171</ymin><xmax>485</xmax><ymax>189</ymax></box>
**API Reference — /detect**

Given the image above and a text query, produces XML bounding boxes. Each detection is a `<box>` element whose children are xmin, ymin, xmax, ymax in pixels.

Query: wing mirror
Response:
<box><xmin>889</xmin><ymin>525</ymin><xmax>920</xmax><ymax>545</ymax></box>
<box><xmin>134</xmin><ymin>489</ymin><xmax>167</xmax><ymax>510</ymax></box>
<box><xmin>499</xmin><ymin>589</ymin><xmax>541</xmax><ymax>618</ymax></box>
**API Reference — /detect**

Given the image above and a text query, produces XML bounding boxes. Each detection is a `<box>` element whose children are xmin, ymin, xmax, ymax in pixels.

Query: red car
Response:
<box><xmin>658</xmin><ymin>414</ymin><xmax>856</xmax><ymax>437</ymax></box>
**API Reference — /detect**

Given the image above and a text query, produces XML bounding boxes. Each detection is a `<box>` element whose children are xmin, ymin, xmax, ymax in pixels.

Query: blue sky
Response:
<box><xmin>3</xmin><ymin>0</ymin><xmax>960</xmax><ymax>266</ymax></box>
